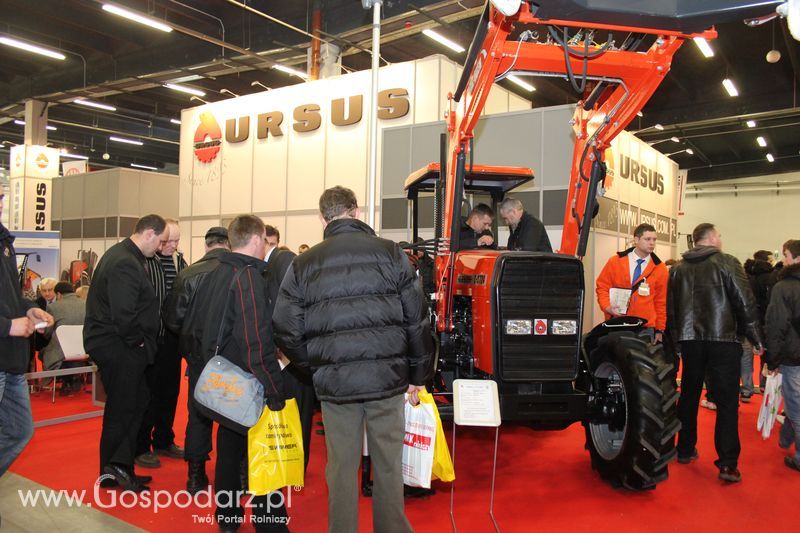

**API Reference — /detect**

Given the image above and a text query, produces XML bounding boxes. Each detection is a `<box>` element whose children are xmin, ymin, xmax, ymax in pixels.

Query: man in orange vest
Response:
<box><xmin>596</xmin><ymin>223</ymin><xmax>668</xmax><ymax>342</ymax></box>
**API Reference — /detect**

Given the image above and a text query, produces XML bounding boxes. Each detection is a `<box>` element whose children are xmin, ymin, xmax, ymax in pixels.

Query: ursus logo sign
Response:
<box><xmin>194</xmin><ymin>112</ymin><xmax>222</xmax><ymax>163</ymax></box>
<box><xmin>35</xmin><ymin>152</ymin><xmax>49</xmax><ymax>169</ymax></box>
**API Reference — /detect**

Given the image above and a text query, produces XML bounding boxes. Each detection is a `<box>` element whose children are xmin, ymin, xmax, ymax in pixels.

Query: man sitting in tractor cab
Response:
<box><xmin>459</xmin><ymin>203</ymin><xmax>496</xmax><ymax>250</ymax></box>
<box><xmin>499</xmin><ymin>197</ymin><xmax>552</xmax><ymax>252</ymax></box>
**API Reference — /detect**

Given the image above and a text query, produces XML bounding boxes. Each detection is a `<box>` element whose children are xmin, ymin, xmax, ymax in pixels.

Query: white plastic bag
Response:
<box><xmin>757</xmin><ymin>373</ymin><xmax>783</xmax><ymax>439</ymax></box>
<box><xmin>402</xmin><ymin>399</ymin><xmax>437</xmax><ymax>488</ymax></box>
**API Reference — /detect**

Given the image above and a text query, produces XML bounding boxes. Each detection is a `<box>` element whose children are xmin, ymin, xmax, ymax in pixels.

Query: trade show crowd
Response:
<box><xmin>2</xmin><ymin>186</ymin><xmax>800</xmax><ymax>532</ymax></box>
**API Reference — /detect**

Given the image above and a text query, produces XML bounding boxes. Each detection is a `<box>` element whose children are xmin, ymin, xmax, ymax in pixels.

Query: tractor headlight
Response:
<box><xmin>551</xmin><ymin>320</ymin><xmax>578</xmax><ymax>335</ymax></box>
<box><xmin>505</xmin><ymin>319</ymin><xmax>532</xmax><ymax>335</ymax></box>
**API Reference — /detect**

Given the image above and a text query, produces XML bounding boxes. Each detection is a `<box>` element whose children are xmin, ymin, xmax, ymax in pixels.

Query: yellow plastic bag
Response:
<box><xmin>419</xmin><ymin>390</ymin><xmax>455</xmax><ymax>482</ymax></box>
<box><xmin>247</xmin><ymin>399</ymin><xmax>305</xmax><ymax>495</ymax></box>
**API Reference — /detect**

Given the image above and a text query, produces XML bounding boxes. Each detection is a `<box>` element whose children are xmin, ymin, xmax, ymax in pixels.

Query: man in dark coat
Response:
<box><xmin>136</xmin><ymin>218</ymin><xmax>188</xmax><ymax>469</ymax></box>
<box><xmin>83</xmin><ymin>214</ymin><xmax>165</xmax><ymax>491</ymax></box>
<box><xmin>189</xmin><ymin>215</ymin><xmax>286</xmax><ymax>530</ymax></box>
<box><xmin>668</xmin><ymin>223</ymin><xmax>764</xmax><ymax>483</ymax></box>
<box><xmin>273</xmin><ymin>186</ymin><xmax>433</xmax><ymax>533</ymax></box>
<box><xmin>741</xmin><ymin>250</ymin><xmax>774</xmax><ymax>400</ymax></box>
<box><xmin>263</xmin><ymin>244</ymin><xmax>316</xmax><ymax>472</ymax></box>
<box><xmin>764</xmin><ymin>239</ymin><xmax>800</xmax><ymax>472</ymax></box>
<box><xmin>499</xmin><ymin>197</ymin><xmax>552</xmax><ymax>252</ymax></box>
<box><xmin>163</xmin><ymin>226</ymin><xmax>229</xmax><ymax>494</ymax></box>
<box><xmin>0</xmin><ymin>194</ymin><xmax>53</xmax><ymax>477</ymax></box>
<box><xmin>458</xmin><ymin>203</ymin><xmax>496</xmax><ymax>250</ymax></box>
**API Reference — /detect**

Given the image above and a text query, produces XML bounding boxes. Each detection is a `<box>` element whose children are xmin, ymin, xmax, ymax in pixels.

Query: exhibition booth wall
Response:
<box><xmin>678</xmin><ymin>170</ymin><xmax>800</xmax><ymax>261</ymax></box>
<box><xmin>176</xmin><ymin>55</ymin><xmax>529</xmax><ymax>261</ymax></box>
<box><xmin>49</xmin><ymin>167</ymin><xmax>179</xmax><ymax>278</ymax></box>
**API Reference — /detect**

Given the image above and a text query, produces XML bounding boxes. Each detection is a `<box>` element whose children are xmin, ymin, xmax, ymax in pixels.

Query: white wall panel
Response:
<box><xmin>414</xmin><ymin>57</ymin><xmax>440</xmax><ymax>124</ymax></box>
<box><xmin>190</xmin><ymin>237</ymin><xmax>205</xmax><ymax>265</ymax></box>
<box><xmin>252</xmin><ymin>121</ymin><xmax>289</xmax><ymax>214</ymax></box>
<box><xmin>483</xmin><ymin>87</ymin><xmax>508</xmax><ymax>116</ymax></box>
<box><xmin>178</xmin><ymin>107</ymin><xmax>195</xmax><ymax>218</ymax></box>
<box><xmin>285</xmin><ymin>214</ymin><xmax>324</xmax><ymax>252</ymax></box>
<box><xmin>117</xmin><ymin>170</ymin><xmax>141</xmax><ymax>216</ymax></box>
<box><xmin>509</xmin><ymin>93</ymin><xmax>531</xmax><ymax>111</ymax></box>
<box><xmin>140</xmin><ymin>172</ymin><xmax>179</xmax><ymax>216</ymax></box>
<box><xmin>220</xmin><ymin>135</ymin><xmax>255</xmax><ymax>215</ymax></box>
<box><xmin>679</xmin><ymin>171</ymin><xmax>800</xmax><ymax>261</ymax></box>
<box><xmin>61</xmin><ymin>175</ymin><xmax>84</xmax><ymax>219</ymax></box>
<box><xmin>287</xmin><ymin>127</ymin><xmax>326</xmax><ymax>211</ymax></box>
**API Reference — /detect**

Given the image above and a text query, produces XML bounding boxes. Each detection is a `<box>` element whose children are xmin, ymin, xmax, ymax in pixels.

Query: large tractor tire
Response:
<box><xmin>584</xmin><ymin>332</ymin><xmax>680</xmax><ymax>490</ymax></box>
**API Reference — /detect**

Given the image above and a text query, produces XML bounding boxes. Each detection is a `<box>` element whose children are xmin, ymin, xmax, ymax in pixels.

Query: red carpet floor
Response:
<box><xmin>11</xmin><ymin>365</ymin><xmax>800</xmax><ymax>532</ymax></box>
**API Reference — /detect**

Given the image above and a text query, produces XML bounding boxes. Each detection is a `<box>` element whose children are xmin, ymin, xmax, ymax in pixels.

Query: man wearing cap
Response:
<box><xmin>164</xmin><ymin>226</ymin><xmax>230</xmax><ymax>494</ymax></box>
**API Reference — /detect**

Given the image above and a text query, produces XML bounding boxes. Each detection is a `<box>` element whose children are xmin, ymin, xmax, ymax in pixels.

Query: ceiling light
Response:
<box><xmin>722</xmin><ymin>78</ymin><xmax>739</xmax><ymax>97</ymax></box>
<box><xmin>746</xmin><ymin>120</ymin><xmax>756</xmax><ymax>128</ymax></box>
<box><xmin>164</xmin><ymin>83</ymin><xmax>206</xmax><ymax>97</ymax></box>
<box><xmin>506</xmin><ymin>75</ymin><xmax>535</xmax><ymax>92</ymax></box>
<box><xmin>670</xmin><ymin>136</ymin><xmax>680</xmax><ymax>143</ymax></box>
<box><xmin>102</xmin><ymin>4</ymin><xmax>173</xmax><ymax>33</ymax></box>
<box><xmin>421</xmin><ymin>29</ymin><xmax>465</xmax><ymax>53</ymax></box>
<box><xmin>766</xmin><ymin>153</ymin><xmax>774</xmax><ymax>162</ymax></box>
<box><xmin>272</xmin><ymin>64</ymin><xmax>309</xmax><ymax>80</ymax></box>
<box><xmin>13</xmin><ymin>119</ymin><xmax>56</xmax><ymax>131</ymax></box>
<box><xmin>693</xmin><ymin>37</ymin><xmax>714</xmax><ymax>58</ymax></box>
<box><xmin>74</xmin><ymin>99</ymin><xmax>117</xmax><ymax>112</ymax></box>
<box><xmin>109</xmin><ymin>136</ymin><xmax>143</xmax><ymax>146</ymax></box>
<box><xmin>636</xmin><ymin>111</ymin><xmax>643</xmax><ymax>117</ymax></box>
<box><xmin>756</xmin><ymin>136</ymin><xmax>767</xmax><ymax>147</ymax></box>
<box><xmin>654</xmin><ymin>124</ymin><xmax>664</xmax><ymax>130</ymax></box>
<box><xmin>686</xmin><ymin>148</ymin><xmax>694</xmax><ymax>155</ymax></box>
<box><xmin>170</xmin><ymin>118</ymin><xmax>181</xmax><ymax>125</ymax></box>
<box><xmin>0</xmin><ymin>36</ymin><xmax>65</xmax><ymax>60</ymax></box>
<box><xmin>131</xmin><ymin>163</ymin><xmax>158</xmax><ymax>171</ymax></box>
<box><xmin>61</xmin><ymin>153</ymin><xmax>89</xmax><ymax>160</ymax></box>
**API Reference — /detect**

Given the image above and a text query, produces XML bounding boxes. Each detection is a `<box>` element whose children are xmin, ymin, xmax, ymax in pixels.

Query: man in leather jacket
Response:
<box><xmin>164</xmin><ymin>226</ymin><xmax>229</xmax><ymax>495</ymax></box>
<box><xmin>668</xmin><ymin>223</ymin><xmax>764</xmax><ymax>483</ymax></box>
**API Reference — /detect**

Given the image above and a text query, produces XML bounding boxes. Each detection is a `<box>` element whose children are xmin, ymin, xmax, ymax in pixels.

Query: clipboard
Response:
<box><xmin>609</xmin><ymin>288</ymin><xmax>632</xmax><ymax>315</ymax></box>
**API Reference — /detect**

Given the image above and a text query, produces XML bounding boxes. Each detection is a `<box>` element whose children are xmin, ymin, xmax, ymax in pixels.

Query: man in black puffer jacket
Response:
<box><xmin>273</xmin><ymin>186</ymin><xmax>433</xmax><ymax>533</ymax></box>
<box><xmin>764</xmin><ymin>239</ymin><xmax>800</xmax><ymax>472</ymax></box>
<box><xmin>741</xmin><ymin>252</ymin><xmax>774</xmax><ymax>399</ymax></box>
<box><xmin>163</xmin><ymin>226</ymin><xmax>229</xmax><ymax>495</ymax></box>
<box><xmin>668</xmin><ymin>223</ymin><xmax>764</xmax><ymax>484</ymax></box>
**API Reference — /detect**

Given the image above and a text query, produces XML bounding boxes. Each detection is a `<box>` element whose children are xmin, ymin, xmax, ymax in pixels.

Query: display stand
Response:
<box><xmin>449</xmin><ymin>379</ymin><xmax>502</xmax><ymax>532</ymax></box>
<box><xmin>24</xmin><ymin>365</ymin><xmax>104</xmax><ymax>428</ymax></box>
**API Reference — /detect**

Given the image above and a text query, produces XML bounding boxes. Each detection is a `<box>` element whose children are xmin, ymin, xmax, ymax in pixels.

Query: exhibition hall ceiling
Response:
<box><xmin>0</xmin><ymin>0</ymin><xmax>798</xmax><ymax>182</ymax></box>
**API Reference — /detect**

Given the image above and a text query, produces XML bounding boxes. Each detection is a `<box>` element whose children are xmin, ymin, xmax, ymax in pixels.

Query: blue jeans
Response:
<box><xmin>0</xmin><ymin>372</ymin><xmax>34</xmax><ymax>477</ymax></box>
<box><xmin>740</xmin><ymin>340</ymin><xmax>766</xmax><ymax>395</ymax></box>
<box><xmin>779</xmin><ymin>365</ymin><xmax>800</xmax><ymax>462</ymax></box>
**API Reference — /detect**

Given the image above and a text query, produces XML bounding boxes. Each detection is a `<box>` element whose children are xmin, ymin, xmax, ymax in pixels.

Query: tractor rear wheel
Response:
<box><xmin>584</xmin><ymin>332</ymin><xmax>680</xmax><ymax>490</ymax></box>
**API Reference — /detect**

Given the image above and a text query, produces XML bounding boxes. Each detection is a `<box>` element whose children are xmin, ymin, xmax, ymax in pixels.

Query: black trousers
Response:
<box><xmin>215</xmin><ymin>424</ymin><xmax>288</xmax><ymax>531</ymax></box>
<box><xmin>93</xmin><ymin>340</ymin><xmax>150</xmax><ymax>475</ymax></box>
<box><xmin>282</xmin><ymin>364</ymin><xmax>315</xmax><ymax>471</ymax></box>
<box><xmin>677</xmin><ymin>340</ymin><xmax>742</xmax><ymax>468</ymax></box>
<box><xmin>136</xmin><ymin>332</ymin><xmax>181</xmax><ymax>454</ymax></box>
<box><xmin>184</xmin><ymin>361</ymin><xmax>213</xmax><ymax>463</ymax></box>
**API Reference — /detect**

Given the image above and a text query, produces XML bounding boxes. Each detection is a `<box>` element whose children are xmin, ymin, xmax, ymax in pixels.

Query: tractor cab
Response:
<box><xmin>403</xmin><ymin>162</ymin><xmax>533</xmax><ymax>244</ymax></box>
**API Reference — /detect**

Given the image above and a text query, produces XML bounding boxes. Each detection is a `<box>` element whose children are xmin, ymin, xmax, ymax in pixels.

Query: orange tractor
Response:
<box><xmin>405</xmin><ymin>1</ymin><xmax>786</xmax><ymax>489</ymax></box>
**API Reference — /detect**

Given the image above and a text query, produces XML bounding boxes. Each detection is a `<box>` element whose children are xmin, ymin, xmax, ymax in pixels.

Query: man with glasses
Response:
<box><xmin>136</xmin><ymin>218</ymin><xmax>187</xmax><ymax>469</ymax></box>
